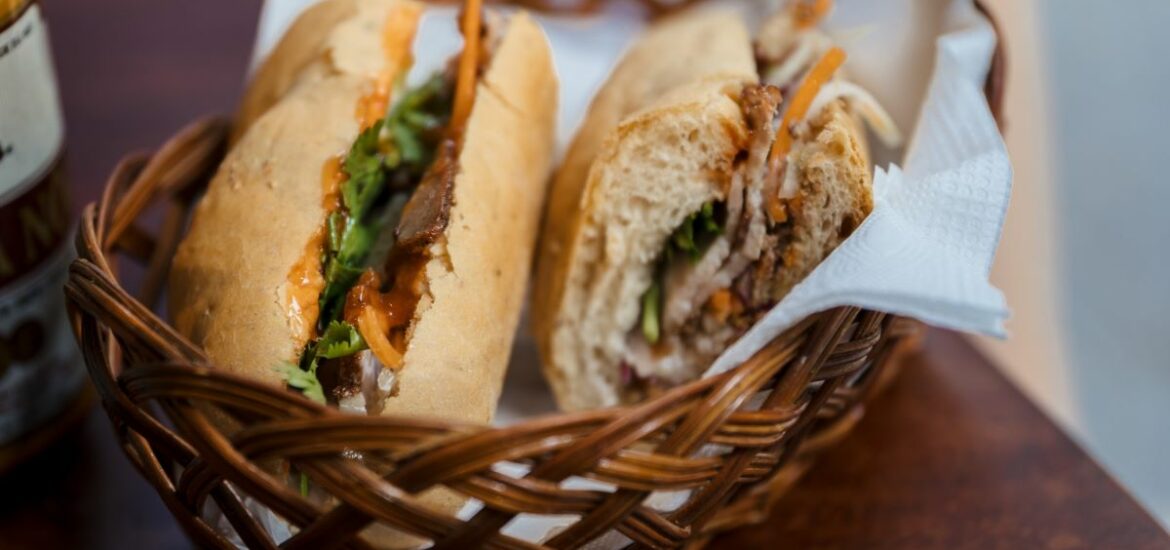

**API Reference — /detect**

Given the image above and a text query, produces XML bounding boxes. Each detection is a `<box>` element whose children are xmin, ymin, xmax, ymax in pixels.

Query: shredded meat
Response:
<box><xmin>659</xmin><ymin>84</ymin><xmax>781</xmax><ymax>332</ymax></box>
<box><xmin>624</xmin><ymin>14</ymin><xmax>890</xmax><ymax>390</ymax></box>
<box><xmin>742</xmin><ymin>84</ymin><xmax>782</xmax><ymax>135</ymax></box>
<box><xmin>714</xmin><ymin>84</ymin><xmax>781</xmax><ymax>282</ymax></box>
<box><xmin>626</xmin><ymin>84</ymin><xmax>786</xmax><ymax>383</ymax></box>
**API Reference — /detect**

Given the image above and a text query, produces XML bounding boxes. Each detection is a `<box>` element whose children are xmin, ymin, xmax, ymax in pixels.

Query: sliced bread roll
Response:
<box><xmin>170</xmin><ymin>2</ymin><xmax>556</xmax><ymax>546</ymax></box>
<box><xmin>173</xmin><ymin>2</ymin><xmax>555</xmax><ymax>423</ymax></box>
<box><xmin>539</xmin><ymin>78</ymin><xmax>750</xmax><ymax>411</ymax></box>
<box><xmin>533</xmin><ymin>8</ymin><xmax>875</xmax><ymax>411</ymax></box>
<box><xmin>532</xmin><ymin>8</ymin><xmax>756</xmax><ymax>346</ymax></box>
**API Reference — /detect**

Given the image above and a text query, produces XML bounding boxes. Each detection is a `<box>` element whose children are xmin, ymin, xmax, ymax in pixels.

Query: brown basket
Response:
<box><xmin>64</xmin><ymin>4</ymin><xmax>1005</xmax><ymax>548</ymax></box>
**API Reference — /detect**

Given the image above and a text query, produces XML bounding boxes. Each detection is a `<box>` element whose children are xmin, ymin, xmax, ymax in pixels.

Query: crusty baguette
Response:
<box><xmin>173</xmin><ymin>2</ymin><xmax>555</xmax><ymax>421</ymax></box>
<box><xmin>172</xmin><ymin>0</ymin><xmax>411</xmax><ymax>392</ymax></box>
<box><xmin>532</xmin><ymin>9</ymin><xmax>871</xmax><ymax>411</ymax></box>
<box><xmin>388</xmin><ymin>11</ymin><xmax>556</xmax><ymax>423</ymax></box>
<box><xmin>538</xmin><ymin>78</ymin><xmax>750</xmax><ymax>411</ymax></box>
<box><xmin>233</xmin><ymin>0</ymin><xmax>409</xmax><ymax>142</ymax></box>
<box><xmin>532</xmin><ymin>9</ymin><xmax>755</xmax><ymax>350</ymax></box>
<box><xmin>768</xmin><ymin>99</ymin><xmax>870</xmax><ymax>301</ymax></box>
<box><xmin>169</xmin><ymin>3</ymin><xmax>556</xmax><ymax>547</ymax></box>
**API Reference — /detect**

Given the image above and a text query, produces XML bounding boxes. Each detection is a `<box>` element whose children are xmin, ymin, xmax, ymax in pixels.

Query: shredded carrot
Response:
<box><xmin>358</xmin><ymin>306</ymin><xmax>404</xmax><ymax>370</ymax></box>
<box><xmin>788</xmin><ymin>194</ymin><xmax>803</xmax><ymax>219</ymax></box>
<box><xmin>792</xmin><ymin>0</ymin><xmax>832</xmax><ymax>29</ymax></box>
<box><xmin>765</xmin><ymin>47</ymin><xmax>845</xmax><ymax>223</ymax></box>
<box><xmin>768</xmin><ymin>47</ymin><xmax>846</xmax><ymax>166</ymax></box>
<box><xmin>766</xmin><ymin>198</ymin><xmax>788</xmax><ymax>224</ymax></box>
<box><xmin>707</xmin><ymin>289</ymin><xmax>738</xmax><ymax>324</ymax></box>
<box><xmin>449</xmin><ymin>0</ymin><xmax>483</xmax><ymax>137</ymax></box>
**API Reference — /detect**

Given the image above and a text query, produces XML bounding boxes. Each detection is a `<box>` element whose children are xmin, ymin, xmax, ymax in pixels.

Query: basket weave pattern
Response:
<box><xmin>64</xmin><ymin>3</ymin><xmax>1004</xmax><ymax>547</ymax></box>
<box><xmin>64</xmin><ymin>118</ymin><xmax>919</xmax><ymax>549</ymax></box>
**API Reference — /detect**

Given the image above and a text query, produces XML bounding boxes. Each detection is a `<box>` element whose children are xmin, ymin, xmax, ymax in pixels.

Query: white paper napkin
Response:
<box><xmin>707</xmin><ymin>0</ymin><xmax>1010</xmax><ymax>376</ymax></box>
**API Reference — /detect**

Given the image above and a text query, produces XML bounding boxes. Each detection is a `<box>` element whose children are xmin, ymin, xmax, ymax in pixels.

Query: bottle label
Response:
<box><xmin>0</xmin><ymin>4</ymin><xmax>83</xmax><ymax>446</ymax></box>
<box><xmin>0</xmin><ymin>5</ymin><xmax>64</xmax><ymax>202</ymax></box>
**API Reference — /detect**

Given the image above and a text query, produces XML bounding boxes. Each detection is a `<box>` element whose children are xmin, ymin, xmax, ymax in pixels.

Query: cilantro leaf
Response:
<box><xmin>317</xmin><ymin>320</ymin><xmax>366</xmax><ymax>359</ymax></box>
<box><xmin>402</xmin><ymin>110</ymin><xmax>441</xmax><ymax>131</ymax></box>
<box><xmin>668</xmin><ymin>202</ymin><xmax>723</xmax><ymax>261</ymax></box>
<box><xmin>699</xmin><ymin>202</ymin><xmax>720</xmax><ymax>233</ymax></box>
<box><xmin>319</xmin><ymin>261</ymin><xmax>363</xmax><ymax>329</ymax></box>
<box><xmin>327</xmin><ymin>212</ymin><xmax>344</xmax><ymax>254</ymax></box>
<box><xmin>342</xmin><ymin>120</ymin><xmax>388</xmax><ymax>223</ymax></box>
<box><xmin>278</xmin><ymin>321</ymin><xmax>364</xmax><ymax>404</ymax></box>
<box><xmin>641</xmin><ymin>280</ymin><xmax>662</xmax><ymax>344</ymax></box>
<box><xmin>296</xmin><ymin>72</ymin><xmax>455</xmax><ymax>400</ymax></box>
<box><xmin>337</xmin><ymin>217</ymin><xmax>375</xmax><ymax>264</ymax></box>
<box><xmin>276</xmin><ymin>362</ymin><xmax>326</xmax><ymax>404</ymax></box>
<box><xmin>640</xmin><ymin>202</ymin><xmax>724</xmax><ymax>344</ymax></box>
<box><xmin>382</xmin><ymin>73</ymin><xmax>452</xmax><ymax>178</ymax></box>
<box><xmin>389</xmin><ymin>121</ymin><xmax>424</xmax><ymax>167</ymax></box>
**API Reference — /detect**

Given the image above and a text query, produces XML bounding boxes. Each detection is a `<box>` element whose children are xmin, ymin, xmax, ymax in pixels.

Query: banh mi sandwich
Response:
<box><xmin>533</xmin><ymin>2</ymin><xmax>900</xmax><ymax>411</ymax></box>
<box><xmin>170</xmin><ymin>0</ymin><xmax>557</xmax><ymax>423</ymax></box>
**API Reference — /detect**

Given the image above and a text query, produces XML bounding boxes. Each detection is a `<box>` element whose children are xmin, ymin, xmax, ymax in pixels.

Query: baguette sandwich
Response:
<box><xmin>533</xmin><ymin>2</ymin><xmax>899</xmax><ymax>410</ymax></box>
<box><xmin>171</xmin><ymin>0</ymin><xmax>557</xmax><ymax>424</ymax></box>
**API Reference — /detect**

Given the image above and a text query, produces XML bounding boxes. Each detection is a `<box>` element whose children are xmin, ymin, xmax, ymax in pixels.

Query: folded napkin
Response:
<box><xmin>707</xmin><ymin>0</ymin><xmax>1010</xmax><ymax>376</ymax></box>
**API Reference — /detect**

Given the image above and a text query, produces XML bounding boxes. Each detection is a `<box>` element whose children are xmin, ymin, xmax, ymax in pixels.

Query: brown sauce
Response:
<box><xmin>285</xmin><ymin>4</ymin><xmax>468</xmax><ymax>402</ymax></box>
<box><xmin>286</xmin><ymin>234</ymin><xmax>325</xmax><ymax>345</ymax></box>
<box><xmin>283</xmin><ymin>155</ymin><xmax>346</xmax><ymax>345</ymax></box>
<box><xmin>342</xmin><ymin>251</ymin><xmax>428</xmax><ymax>355</ymax></box>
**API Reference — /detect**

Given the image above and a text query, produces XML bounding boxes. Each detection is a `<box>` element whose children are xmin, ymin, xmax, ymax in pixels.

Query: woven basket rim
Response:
<box><xmin>64</xmin><ymin>113</ymin><xmax>898</xmax><ymax>549</ymax></box>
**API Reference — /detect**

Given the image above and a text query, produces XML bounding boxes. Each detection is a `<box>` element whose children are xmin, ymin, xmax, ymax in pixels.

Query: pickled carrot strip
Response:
<box><xmin>765</xmin><ymin>47</ymin><xmax>845</xmax><ymax>223</ymax></box>
<box><xmin>765</xmin><ymin>196</ymin><xmax>788</xmax><ymax>225</ymax></box>
<box><xmin>450</xmin><ymin>0</ymin><xmax>483</xmax><ymax>135</ymax></box>
<box><xmin>768</xmin><ymin>46</ymin><xmax>846</xmax><ymax>165</ymax></box>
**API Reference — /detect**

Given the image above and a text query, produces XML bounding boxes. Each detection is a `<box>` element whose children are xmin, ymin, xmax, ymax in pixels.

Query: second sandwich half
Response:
<box><xmin>533</xmin><ymin>5</ymin><xmax>899</xmax><ymax>411</ymax></box>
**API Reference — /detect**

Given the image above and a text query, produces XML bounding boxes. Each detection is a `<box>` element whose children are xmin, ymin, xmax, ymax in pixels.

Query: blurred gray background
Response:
<box><xmin>979</xmin><ymin>0</ymin><xmax>1170</xmax><ymax>529</ymax></box>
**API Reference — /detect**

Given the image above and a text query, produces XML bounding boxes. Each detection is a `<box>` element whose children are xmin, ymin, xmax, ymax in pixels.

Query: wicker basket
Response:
<box><xmin>64</xmin><ymin>4</ymin><xmax>1004</xmax><ymax>548</ymax></box>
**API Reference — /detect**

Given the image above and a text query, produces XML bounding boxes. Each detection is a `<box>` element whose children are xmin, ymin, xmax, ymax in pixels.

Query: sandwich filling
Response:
<box><xmin>621</xmin><ymin>8</ymin><xmax>899</xmax><ymax>399</ymax></box>
<box><xmin>279</xmin><ymin>4</ymin><xmax>492</xmax><ymax>413</ymax></box>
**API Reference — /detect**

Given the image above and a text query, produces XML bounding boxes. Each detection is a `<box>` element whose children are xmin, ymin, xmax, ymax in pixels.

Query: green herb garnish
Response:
<box><xmin>316</xmin><ymin>320</ymin><xmax>367</xmax><ymax>359</ymax></box>
<box><xmin>277</xmin><ymin>321</ymin><xmax>366</xmax><ymax>405</ymax></box>
<box><xmin>639</xmin><ymin>202</ymin><xmax>724</xmax><ymax>344</ymax></box>
<box><xmin>669</xmin><ymin>202</ymin><xmax>722</xmax><ymax>261</ymax></box>
<box><xmin>384</xmin><ymin>74</ymin><xmax>450</xmax><ymax>172</ymax></box>
<box><xmin>641</xmin><ymin>280</ymin><xmax>662</xmax><ymax>344</ymax></box>
<box><xmin>284</xmin><ymin>72</ymin><xmax>454</xmax><ymax>404</ymax></box>
<box><xmin>277</xmin><ymin>362</ymin><xmax>326</xmax><ymax>405</ymax></box>
<box><xmin>317</xmin><ymin>73</ymin><xmax>453</xmax><ymax>331</ymax></box>
<box><xmin>341</xmin><ymin>121</ymin><xmax>388</xmax><ymax>222</ymax></box>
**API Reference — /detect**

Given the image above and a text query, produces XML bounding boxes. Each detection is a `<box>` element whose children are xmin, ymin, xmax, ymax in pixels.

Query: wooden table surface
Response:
<box><xmin>1</xmin><ymin>0</ymin><xmax>1166</xmax><ymax>548</ymax></box>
